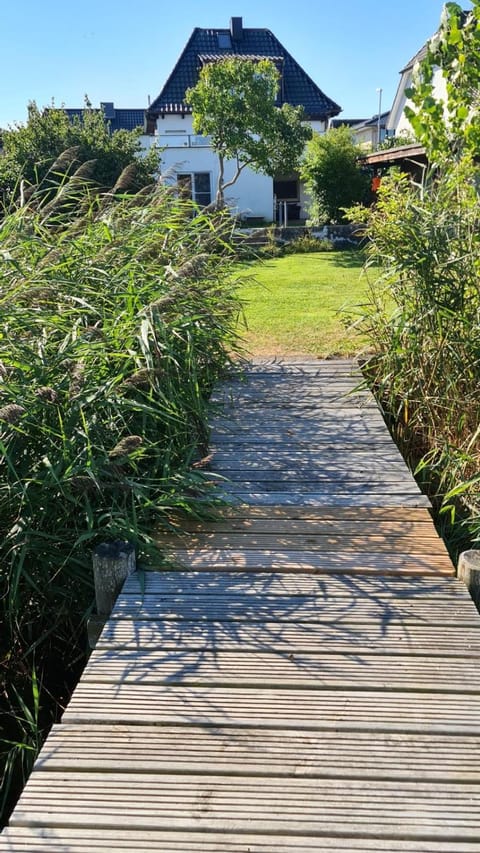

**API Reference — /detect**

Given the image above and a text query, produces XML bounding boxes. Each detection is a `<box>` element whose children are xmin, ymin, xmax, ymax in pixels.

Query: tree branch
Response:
<box><xmin>221</xmin><ymin>157</ymin><xmax>253</xmax><ymax>192</ymax></box>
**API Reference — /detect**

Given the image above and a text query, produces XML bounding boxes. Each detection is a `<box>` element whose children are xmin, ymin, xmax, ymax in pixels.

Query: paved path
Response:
<box><xmin>1</xmin><ymin>359</ymin><xmax>479</xmax><ymax>852</ymax></box>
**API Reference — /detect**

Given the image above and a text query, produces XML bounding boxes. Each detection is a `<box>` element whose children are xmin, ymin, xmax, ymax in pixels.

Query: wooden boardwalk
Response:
<box><xmin>1</xmin><ymin>359</ymin><xmax>480</xmax><ymax>851</ymax></box>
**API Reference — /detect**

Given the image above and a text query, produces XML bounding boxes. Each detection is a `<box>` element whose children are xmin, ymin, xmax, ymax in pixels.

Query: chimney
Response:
<box><xmin>230</xmin><ymin>17</ymin><xmax>243</xmax><ymax>41</ymax></box>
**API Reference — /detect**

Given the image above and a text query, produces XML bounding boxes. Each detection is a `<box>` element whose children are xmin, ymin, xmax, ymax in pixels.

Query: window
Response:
<box><xmin>193</xmin><ymin>173</ymin><xmax>212</xmax><ymax>206</ymax></box>
<box><xmin>177</xmin><ymin>173</ymin><xmax>212</xmax><ymax>207</ymax></box>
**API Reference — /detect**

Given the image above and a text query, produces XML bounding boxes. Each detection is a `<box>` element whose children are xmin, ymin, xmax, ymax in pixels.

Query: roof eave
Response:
<box><xmin>360</xmin><ymin>142</ymin><xmax>426</xmax><ymax>166</ymax></box>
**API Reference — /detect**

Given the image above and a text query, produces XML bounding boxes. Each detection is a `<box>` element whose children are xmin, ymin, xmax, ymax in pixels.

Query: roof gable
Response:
<box><xmin>148</xmin><ymin>22</ymin><xmax>341</xmax><ymax>121</ymax></box>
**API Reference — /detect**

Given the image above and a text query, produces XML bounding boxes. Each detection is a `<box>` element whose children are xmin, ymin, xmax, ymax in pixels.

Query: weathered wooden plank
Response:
<box><xmin>219</xmin><ymin>479</ymin><xmax>423</xmax><ymax>493</ymax></box>
<box><xmin>210</xmin><ymin>407</ymin><xmax>386</xmax><ymax>423</ymax></box>
<box><xmin>10</xmin><ymin>773</ymin><xmax>480</xmax><ymax>839</ymax></box>
<box><xmin>159</xmin><ymin>549</ymin><xmax>452</xmax><ymax>574</ymax></box>
<box><xmin>211</xmin><ymin>454</ymin><xmax>412</xmax><ymax>471</ymax></box>
<box><xmin>212</xmin><ymin>390</ymin><xmax>374</xmax><ymax>405</ymax></box>
<box><xmin>163</xmin><ymin>518</ymin><xmax>442</xmax><ymax>539</ymax></box>
<box><xmin>121</xmin><ymin>573</ymin><xmax>466</xmax><ymax>610</ymax></box>
<box><xmin>115</xmin><ymin>585</ymin><xmax>471</xmax><ymax>613</ymax></box>
<box><xmin>214</xmin><ymin>374</ymin><xmax>368</xmax><ymax>387</ymax></box>
<box><xmin>200</xmin><ymin>506</ymin><xmax>436</xmax><ymax>521</ymax></box>
<box><xmin>158</xmin><ymin>533</ymin><xmax>448</xmax><ymax>555</ymax></box>
<box><xmin>210</xmin><ymin>438</ymin><xmax>401</xmax><ymax>449</ymax></box>
<box><xmin>98</xmin><ymin>619</ymin><xmax>480</xmax><ymax>658</ymax></box>
<box><xmin>2</xmin><ymin>828</ymin><xmax>479</xmax><ymax>852</ymax></box>
<box><xmin>211</xmin><ymin>411</ymin><xmax>384</xmax><ymax>428</ymax></box>
<box><xmin>112</xmin><ymin>595</ymin><xmax>473</xmax><ymax>624</ymax></box>
<box><xmin>63</xmin><ymin>685</ymin><xmax>480</xmax><ymax>734</ymax></box>
<box><xmin>235</xmin><ymin>362</ymin><xmax>361</xmax><ymax>370</ymax></box>
<box><xmin>209</xmin><ymin>430</ymin><xmax>393</xmax><ymax>445</ymax></box>
<box><xmin>209</xmin><ymin>469</ymin><xmax>419</xmax><ymax>484</ymax></box>
<box><xmin>213</xmin><ymin>376</ymin><xmax>369</xmax><ymax>388</ymax></box>
<box><xmin>36</xmin><ymin>724</ymin><xmax>480</xmax><ymax>782</ymax></box>
<box><xmin>215</xmin><ymin>492</ymin><xmax>432</xmax><ymax>507</ymax></box>
<box><xmin>122</xmin><ymin>569</ymin><xmax>467</xmax><ymax>599</ymax></box>
<box><xmin>209</xmin><ymin>448</ymin><xmax>407</xmax><ymax>464</ymax></box>
<box><xmin>210</xmin><ymin>425</ymin><xmax>390</xmax><ymax>439</ymax></box>
<box><xmin>211</xmin><ymin>433</ymin><xmax>396</xmax><ymax>447</ymax></box>
<box><xmin>243</xmin><ymin>361</ymin><xmax>363</xmax><ymax>374</ymax></box>
<box><xmin>82</xmin><ymin>647</ymin><xmax>480</xmax><ymax>693</ymax></box>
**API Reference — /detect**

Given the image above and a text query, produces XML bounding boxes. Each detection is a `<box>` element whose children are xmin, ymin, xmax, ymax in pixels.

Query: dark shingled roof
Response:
<box><xmin>349</xmin><ymin>111</ymin><xmax>390</xmax><ymax>130</ymax></box>
<box><xmin>148</xmin><ymin>23</ymin><xmax>341</xmax><ymax>121</ymax></box>
<box><xmin>63</xmin><ymin>107</ymin><xmax>145</xmax><ymax>133</ymax></box>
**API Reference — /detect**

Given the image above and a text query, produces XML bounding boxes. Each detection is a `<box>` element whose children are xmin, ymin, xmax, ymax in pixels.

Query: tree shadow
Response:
<box><xmin>330</xmin><ymin>249</ymin><xmax>367</xmax><ymax>269</ymax></box>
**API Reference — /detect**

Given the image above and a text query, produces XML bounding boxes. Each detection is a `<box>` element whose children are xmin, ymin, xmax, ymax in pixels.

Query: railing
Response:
<box><xmin>158</xmin><ymin>134</ymin><xmax>212</xmax><ymax>148</ymax></box>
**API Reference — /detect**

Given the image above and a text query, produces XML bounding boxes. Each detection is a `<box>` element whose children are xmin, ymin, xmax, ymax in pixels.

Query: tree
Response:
<box><xmin>186</xmin><ymin>58</ymin><xmax>311</xmax><ymax>207</ymax></box>
<box><xmin>0</xmin><ymin>100</ymin><xmax>159</xmax><ymax>207</ymax></box>
<box><xmin>404</xmin><ymin>2</ymin><xmax>480</xmax><ymax>165</ymax></box>
<box><xmin>300</xmin><ymin>126</ymin><xmax>369</xmax><ymax>224</ymax></box>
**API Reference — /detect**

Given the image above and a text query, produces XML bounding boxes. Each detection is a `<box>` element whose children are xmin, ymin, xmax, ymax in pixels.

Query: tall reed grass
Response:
<box><xmin>350</xmin><ymin>161</ymin><xmax>480</xmax><ymax>551</ymax></box>
<box><xmin>0</xmin><ymin>174</ymin><xmax>243</xmax><ymax>821</ymax></box>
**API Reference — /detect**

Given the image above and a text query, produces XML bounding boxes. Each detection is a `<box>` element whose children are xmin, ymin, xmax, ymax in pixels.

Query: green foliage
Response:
<box><xmin>283</xmin><ymin>235</ymin><xmax>333</xmax><ymax>254</ymax></box>
<box><xmin>404</xmin><ymin>2</ymin><xmax>480</xmax><ymax>164</ymax></box>
<box><xmin>377</xmin><ymin>131</ymin><xmax>417</xmax><ymax>150</ymax></box>
<box><xmin>347</xmin><ymin>162</ymin><xmax>480</xmax><ymax>535</ymax></box>
<box><xmin>186</xmin><ymin>58</ymin><xmax>311</xmax><ymax>206</ymax></box>
<box><xmin>0</xmin><ymin>178</ymin><xmax>243</xmax><ymax>823</ymax></box>
<box><xmin>301</xmin><ymin>126</ymin><xmax>370</xmax><ymax>224</ymax></box>
<box><xmin>0</xmin><ymin>100</ymin><xmax>159</xmax><ymax>207</ymax></box>
<box><xmin>347</xmin><ymin>1</ymin><xmax>480</xmax><ymax>544</ymax></box>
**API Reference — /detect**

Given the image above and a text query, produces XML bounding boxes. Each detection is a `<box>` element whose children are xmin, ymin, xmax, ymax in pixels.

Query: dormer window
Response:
<box><xmin>217</xmin><ymin>33</ymin><xmax>232</xmax><ymax>49</ymax></box>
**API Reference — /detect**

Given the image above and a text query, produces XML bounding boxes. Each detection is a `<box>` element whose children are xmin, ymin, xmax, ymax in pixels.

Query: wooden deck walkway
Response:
<box><xmin>1</xmin><ymin>359</ymin><xmax>480</xmax><ymax>851</ymax></box>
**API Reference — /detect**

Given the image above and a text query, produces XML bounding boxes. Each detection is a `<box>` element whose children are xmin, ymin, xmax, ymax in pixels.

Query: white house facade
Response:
<box><xmin>143</xmin><ymin>17</ymin><xmax>341</xmax><ymax>223</ymax></box>
<box><xmin>142</xmin><ymin>112</ymin><xmax>275</xmax><ymax>220</ymax></box>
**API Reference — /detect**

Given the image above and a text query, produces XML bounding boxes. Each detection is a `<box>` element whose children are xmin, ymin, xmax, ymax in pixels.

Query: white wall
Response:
<box><xmin>140</xmin><ymin>113</ymin><xmax>326</xmax><ymax>222</ymax></box>
<box><xmin>145</xmin><ymin>114</ymin><xmax>273</xmax><ymax>220</ymax></box>
<box><xmin>388</xmin><ymin>66</ymin><xmax>447</xmax><ymax>137</ymax></box>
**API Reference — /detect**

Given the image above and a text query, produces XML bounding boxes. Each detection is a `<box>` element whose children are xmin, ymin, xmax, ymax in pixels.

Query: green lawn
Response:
<box><xmin>235</xmin><ymin>250</ymin><xmax>372</xmax><ymax>358</ymax></box>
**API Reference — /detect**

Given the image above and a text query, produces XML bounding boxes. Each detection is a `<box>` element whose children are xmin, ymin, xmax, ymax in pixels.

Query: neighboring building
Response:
<box><xmin>387</xmin><ymin>44</ymin><xmax>447</xmax><ymax>138</ymax></box>
<box><xmin>63</xmin><ymin>102</ymin><xmax>145</xmax><ymax>134</ymax></box>
<box><xmin>387</xmin><ymin>45</ymin><xmax>427</xmax><ymax>138</ymax></box>
<box><xmin>331</xmin><ymin>113</ymin><xmax>390</xmax><ymax>150</ymax></box>
<box><xmin>350</xmin><ymin>112</ymin><xmax>390</xmax><ymax>149</ymax></box>
<box><xmin>145</xmin><ymin>17</ymin><xmax>341</xmax><ymax>222</ymax></box>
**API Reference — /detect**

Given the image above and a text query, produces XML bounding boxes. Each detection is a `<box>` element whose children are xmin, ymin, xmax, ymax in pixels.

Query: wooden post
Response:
<box><xmin>458</xmin><ymin>550</ymin><xmax>480</xmax><ymax>609</ymax></box>
<box><xmin>88</xmin><ymin>540</ymin><xmax>136</xmax><ymax>649</ymax></box>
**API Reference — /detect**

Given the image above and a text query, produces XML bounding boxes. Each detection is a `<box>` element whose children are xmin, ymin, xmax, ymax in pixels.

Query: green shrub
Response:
<box><xmin>284</xmin><ymin>235</ymin><xmax>333</xmax><ymax>254</ymax></box>
<box><xmin>348</xmin><ymin>161</ymin><xmax>480</xmax><ymax>543</ymax></box>
<box><xmin>301</xmin><ymin>126</ymin><xmax>370</xmax><ymax>223</ymax></box>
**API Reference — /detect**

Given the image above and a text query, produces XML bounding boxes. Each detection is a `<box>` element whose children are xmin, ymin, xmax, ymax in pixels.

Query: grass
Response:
<box><xmin>235</xmin><ymin>250</ymin><xmax>372</xmax><ymax>358</ymax></box>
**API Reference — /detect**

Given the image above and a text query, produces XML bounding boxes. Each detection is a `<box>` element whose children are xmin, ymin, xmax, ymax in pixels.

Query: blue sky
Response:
<box><xmin>0</xmin><ymin>1</ymin><xmax>471</xmax><ymax>129</ymax></box>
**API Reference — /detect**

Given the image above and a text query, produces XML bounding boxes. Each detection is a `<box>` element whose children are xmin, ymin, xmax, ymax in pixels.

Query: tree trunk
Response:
<box><xmin>216</xmin><ymin>154</ymin><xmax>225</xmax><ymax>208</ymax></box>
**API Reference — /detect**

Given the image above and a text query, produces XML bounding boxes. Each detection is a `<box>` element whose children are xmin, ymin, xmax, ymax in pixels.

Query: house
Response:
<box><xmin>349</xmin><ymin>112</ymin><xmax>390</xmax><ymax>149</ymax></box>
<box><xmin>387</xmin><ymin>45</ymin><xmax>426</xmax><ymax>138</ymax></box>
<box><xmin>144</xmin><ymin>17</ymin><xmax>341</xmax><ymax>223</ymax></box>
<box><xmin>331</xmin><ymin>113</ymin><xmax>390</xmax><ymax>150</ymax></box>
